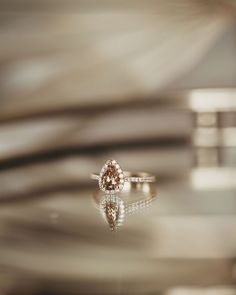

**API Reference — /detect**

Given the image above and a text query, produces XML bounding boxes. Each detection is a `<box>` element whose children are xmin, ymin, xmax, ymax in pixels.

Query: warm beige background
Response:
<box><xmin>0</xmin><ymin>1</ymin><xmax>236</xmax><ymax>294</ymax></box>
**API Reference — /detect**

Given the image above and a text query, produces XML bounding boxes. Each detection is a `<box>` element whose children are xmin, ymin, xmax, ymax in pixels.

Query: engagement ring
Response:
<box><xmin>91</xmin><ymin>159</ymin><xmax>156</xmax><ymax>194</ymax></box>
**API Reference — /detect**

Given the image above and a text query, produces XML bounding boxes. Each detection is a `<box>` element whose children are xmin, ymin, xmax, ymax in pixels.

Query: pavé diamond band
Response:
<box><xmin>90</xmin><ymin>159</ymin><xmax>156</xmax><ymax>194</ymax></box>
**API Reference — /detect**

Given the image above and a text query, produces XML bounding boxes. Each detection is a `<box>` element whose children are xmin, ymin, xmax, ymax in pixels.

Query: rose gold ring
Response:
<box><xmin>90</xmin><ymin>159</ymin><xmax>156</xmax><ymax>194</ymax></box>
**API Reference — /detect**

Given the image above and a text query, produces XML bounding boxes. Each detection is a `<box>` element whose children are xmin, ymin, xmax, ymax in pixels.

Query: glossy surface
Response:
<box><xmin>0</xmin><ymin>145</ymin><xmax>235</xmax><ymax>294</ymax></box>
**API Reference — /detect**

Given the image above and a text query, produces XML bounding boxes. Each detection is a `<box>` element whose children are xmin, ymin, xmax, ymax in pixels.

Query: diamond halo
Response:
<box><xmin>99</xmin><ymin>159</ymin><xmax>125</xmax><ymax>194</ymax></box>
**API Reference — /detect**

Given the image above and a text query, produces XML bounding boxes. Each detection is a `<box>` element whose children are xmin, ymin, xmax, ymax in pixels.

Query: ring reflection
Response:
<box><xmin>93</xmin><ymin>181</ymin><xmax>157</xmax><ymax>231</ymax></box>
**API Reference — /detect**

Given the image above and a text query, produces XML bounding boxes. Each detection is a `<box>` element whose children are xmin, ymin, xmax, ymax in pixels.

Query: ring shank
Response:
<box><xmin>91</xmin><ymin>171</ymin><xmax>156</xmax><ymax>183</ymax></box>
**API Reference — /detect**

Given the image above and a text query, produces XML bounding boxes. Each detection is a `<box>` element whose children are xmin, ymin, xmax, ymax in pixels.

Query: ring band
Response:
<box><xmin>91</xmin><ymin>159</ymin><xmax>156</xmax><ymax>194</ymax></box>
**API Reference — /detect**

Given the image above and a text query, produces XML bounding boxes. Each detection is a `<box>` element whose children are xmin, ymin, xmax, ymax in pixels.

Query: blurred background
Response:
<box><xmin>0</xmin><ymin>0</ymin><xmax>236</xmax><ymax>294</ymax></box>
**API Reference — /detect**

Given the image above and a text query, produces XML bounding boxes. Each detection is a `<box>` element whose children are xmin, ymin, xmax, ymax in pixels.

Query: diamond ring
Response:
<box><xmin>90</xmin><ymin>159</ymin><xmax>156</xmax><ymax>194</ymax></box>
